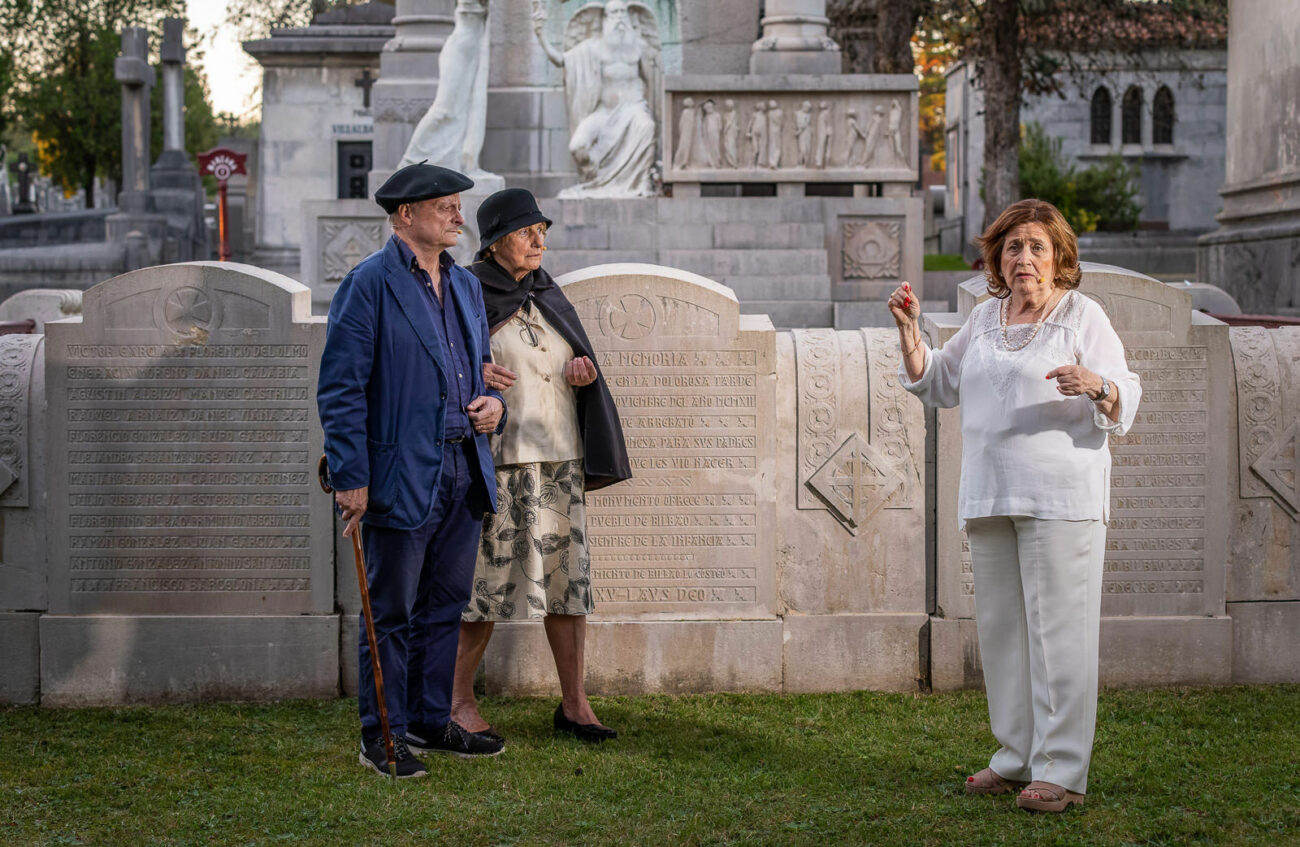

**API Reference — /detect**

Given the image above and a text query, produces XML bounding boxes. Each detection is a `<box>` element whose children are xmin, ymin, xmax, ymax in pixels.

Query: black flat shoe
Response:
<box><xmin>553</xmin><ymin>703</ymin><xmax>617</xmax><ymax>742</ymax></box>
<box><xmin>479</xmin><ymin>725</ymin><xmax>505</xmax><ymax>744</ymax></box>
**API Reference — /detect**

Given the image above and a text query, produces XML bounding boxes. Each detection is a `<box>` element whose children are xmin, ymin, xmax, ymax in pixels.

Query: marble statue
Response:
<box><xmin>815</xmin><ymin>101</ymin><xmax>832</xmax><ymax>169</ymax></box>
<box><xmin>887</xmin><ymin>98</ymin><xmax>905</xmax><ymax>165</ymax></box>
<box><xmin>700</xmin><ymin>99</ymin><xmax>722</xmax><ymax>168</ymax></box>
<box><xmin>795</xmin><ymin>100</ymin><xmax>813</xmax><ymax>167</ymax></box>
<box><xmin>673</xmin><ymin>97</ymin><xmax>697</xmax><ymax>169</ymax></box>
<box><xmin>864</xmin><ymin>104</ymin><xmax>885</xmax><ymax>166</ymax></box>
<box><xmin>721</xmin><ymin>99</ymin><xmax>739</xmax><ymax>168</ymax></box>
<box><xmin>747</xmin><ymin>101</ymin><xmax>768</xmax><ymax>168</ymax></box>
<box><xmin>844</xmin><ymin>109</ymin><xmax>868</xmax><ymax>166</ymax></box>
<box><xmin>400</xmin><ymin>0</ymin><xmax>496</xmax><ymax>178</ymax></box>
<box><xmin>534</xmin><ymin>0</ymin><xmax>662</xmax><ymax>198</ymax></box>
<box><xmin>767</xmin><ymin>99</ymin><xmax>783</xmax><ymax>169</ymax></box>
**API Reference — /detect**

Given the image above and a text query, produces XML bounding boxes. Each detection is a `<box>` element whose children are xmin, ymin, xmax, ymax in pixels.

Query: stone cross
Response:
<box><xmin>9</xmin><ymin>151</ymin><xmax>36</xmax><ymax>214</ymax></box>
<box><xmin>114</xmin><ymin>27</ymin><xmax>156</xmax><ymax>214</ymax></box>
<box><xmin>354</xmin><ymin>68</ymin><xmax>376</xmax><ymax>110</ymax></box>
<box><xmin>159</xmin><ymin>18</ymin><xmax>186</xmax><ymax>155</ymax></box>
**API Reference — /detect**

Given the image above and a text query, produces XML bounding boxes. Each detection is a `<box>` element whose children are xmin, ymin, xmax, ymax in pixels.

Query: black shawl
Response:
<box><xmin>470</xmin><ymin>258</ymin><xmax>632</xmax><ymax>491</ymax></box>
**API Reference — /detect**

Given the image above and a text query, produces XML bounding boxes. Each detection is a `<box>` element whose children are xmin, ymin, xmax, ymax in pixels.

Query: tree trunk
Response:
<box><xmin>979</xmin><ymin>0</ymin><xmax>1022</xmax><ymax>231</ymax></box>
<box><xmin>873</xmin><ymin>0</ymin><xmax>919</xmax><ymax>74</ymax></box>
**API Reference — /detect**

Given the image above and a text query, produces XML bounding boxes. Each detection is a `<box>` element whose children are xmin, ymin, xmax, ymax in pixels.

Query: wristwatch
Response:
<box><xmin>1092</xmin><ymin>376</ymin><xmax>1111</xmax><ymax>402</ymax></box>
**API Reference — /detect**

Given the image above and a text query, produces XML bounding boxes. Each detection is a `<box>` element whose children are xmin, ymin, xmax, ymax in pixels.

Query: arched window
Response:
<box><xmin>1090</xmin><ymin>87</ymin><xmax>1112</xmax><ymax>145</ymax></box>
<box><xmin>1153</xmin><ymin>85</ymin><xmax>1175</xmax><ymax>145</ymax></box>
<box><xmin>1122</xmin><ymin>86</ymin><xmax>1143</xmax><ymax>145</ymax></box>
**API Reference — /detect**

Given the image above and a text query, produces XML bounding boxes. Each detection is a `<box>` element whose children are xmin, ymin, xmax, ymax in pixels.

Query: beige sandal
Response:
<box><xmin>1015</xmin><ymin>781</ymin><xmax>1085</xmax><ymax>812</ymax></box>
<box><xmin>965</xmin><ymin>767</ymin><xmax>1028</xmax><ymax>795</ymax></box>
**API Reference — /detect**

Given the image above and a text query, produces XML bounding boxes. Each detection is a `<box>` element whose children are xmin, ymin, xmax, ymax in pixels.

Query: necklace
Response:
<box><xmin>999</xmin><ymin>290</ymin><xmax>1063</xmax><ymax>352</ymax></box>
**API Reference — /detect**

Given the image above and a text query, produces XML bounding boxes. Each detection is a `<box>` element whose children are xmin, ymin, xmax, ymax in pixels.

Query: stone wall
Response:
<box><xmin>3</xmin><ymin>259</ymin><xmax>1297</xmax><ymax>705</ymax></box>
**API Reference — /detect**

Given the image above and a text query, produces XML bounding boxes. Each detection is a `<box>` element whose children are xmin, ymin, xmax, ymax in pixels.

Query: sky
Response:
<box><xmin>186</xmin><ymin>0</ymin><xmax>262</xmax><ymax>120</ymax></box>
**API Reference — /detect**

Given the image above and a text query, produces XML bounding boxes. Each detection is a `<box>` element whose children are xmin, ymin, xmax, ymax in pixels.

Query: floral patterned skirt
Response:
<box><xmin>462</xmin><ymin>459</ymin><xmax>593</xmax><ymax>622</ymax></box>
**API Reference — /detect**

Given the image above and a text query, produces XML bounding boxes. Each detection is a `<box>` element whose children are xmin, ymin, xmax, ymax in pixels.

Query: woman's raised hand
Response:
<box><xmin>564</xmin><ymin>356</ymin><xmax>598</xmax><ymax>387</ymax></box>
<box><xmin>888</xmin><ymin>282</ymin><xmax>921</xmax><ymax>328</ymax></box>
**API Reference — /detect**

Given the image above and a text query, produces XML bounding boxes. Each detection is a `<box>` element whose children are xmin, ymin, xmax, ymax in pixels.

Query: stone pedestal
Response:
<box><xmin>750</xmin><ymin>0</ymin><xmax>841</xmax><ymax>76</ymax></box>
<box><xmin>1198</xmin><ymin>0</ymin><xmax>1300</xmax><ymax>315</ymax></box>
<box><xmin>108</xmin><ymin>27</ymin><xmax>166</xmax><ymax>269</ymax></box>
<box><xmin>150</xmin><ymin>18</ymin><xmax>208</xmax><ymax>263</ymax></box>
<box><xmin>371</xmin><ymin>0</ymin><xmax>453</xmax><ymax>172</ymax></box>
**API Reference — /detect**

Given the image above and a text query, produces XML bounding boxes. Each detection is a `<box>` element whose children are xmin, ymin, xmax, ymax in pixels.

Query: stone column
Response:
<box><xmin>370</xmin><ymin>0</ymin><xmax>455</xmax><ymax>177</ymax></box>
<box><xmin>750</xmin><ymin>0</ymin><xmax>841</xmax><ymax>76</ymax></box>
<box><xmin>114</xmin><ymin>27</ymin><xmax>155</xmax><ymax>214</ymax></box>
<box><xmin>159</xmin><ymin>18</ymin><xmax>186</xmax><ymax>159</ymax></box>
<box><xmin>149</xmin><ymin>18</ymin><xmax>207</xmax><ymax>262</ymax></box>
<box><xmin>1198</xmin><ymin>0</ymin><xmax>1300</xmax><ymax>315</ymax></box>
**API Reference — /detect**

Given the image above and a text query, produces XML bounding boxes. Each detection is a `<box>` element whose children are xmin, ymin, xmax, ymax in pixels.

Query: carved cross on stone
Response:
<box><xmin>355</xmin><ymin>68</ymin><xmax>376</xmax><ymax>110</ymax></box>
<box><xmin>9</xmin><ymin>152</ymin><xmax>36</xmax><ymax>214</ymax></box>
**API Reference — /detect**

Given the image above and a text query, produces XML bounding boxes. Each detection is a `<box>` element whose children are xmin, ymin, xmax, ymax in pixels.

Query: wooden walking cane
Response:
<box><xmin>319</xmin><ymin>454</ymin><xmax>398</xmax><ymax>781</ymax></box>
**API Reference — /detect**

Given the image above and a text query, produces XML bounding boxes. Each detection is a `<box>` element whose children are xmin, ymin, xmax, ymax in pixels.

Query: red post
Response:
<box><xmin>197</xmin><ymin>147</ymin><xmax>248</xmax><ymax>262</ymax></box>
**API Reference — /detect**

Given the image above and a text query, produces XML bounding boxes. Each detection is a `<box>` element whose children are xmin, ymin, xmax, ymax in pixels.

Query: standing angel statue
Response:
<box><xmin>400</xmin><ymin>0</ymin><xmax>495</xmax><ymax>177</ymax></box>
<box><xmin>533</xmin><ymin>0</ymin><xmax>662</xmax><ymax>197</ymax></box>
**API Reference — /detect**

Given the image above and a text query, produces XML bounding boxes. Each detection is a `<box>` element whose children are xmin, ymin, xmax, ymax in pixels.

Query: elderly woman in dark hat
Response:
<box><xmin>452</xmin><ymin>187</ymin><xmax>632</xmax><ymax>742</ymax></box>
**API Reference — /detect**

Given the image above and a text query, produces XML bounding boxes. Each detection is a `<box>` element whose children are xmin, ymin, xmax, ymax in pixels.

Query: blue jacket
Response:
<box><xmin>317</xmin><ymin>237</ymin><xmax>504</xmax><ymax>530</ymax></box>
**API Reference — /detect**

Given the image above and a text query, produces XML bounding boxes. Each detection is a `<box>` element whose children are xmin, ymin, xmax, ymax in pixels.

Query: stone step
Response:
<box><xmin>739</xmin><ymin>299</ymin><xmax>834</xmax><ymax>329</ymax></box>
<box><xmin>715</xmin><ymin>274</ymin><xmax>832</xmax><ymax>301</ymax></box>
<box><xmin>544</xmin><ymin>196</ymin><xmax>827</xmax><ymax>226</ymax></box>
<box><xmin>545</xmin><ymin>221</ymin><xmax>826</xmax><ymax>252</ymax></box>
<box><xmin>543</xmin><ymin>249</ymin><xmax>660</xmax><ymax>278</ymax></box>
<box><xmin>660</xmin><ymin>249</ymin><xmax>828</xmax><ymax>277</ymax></box>
<box><xmin>712</xmin><ymin>222</ymin><xmax>826</xmax><ymax>250</ymax></box>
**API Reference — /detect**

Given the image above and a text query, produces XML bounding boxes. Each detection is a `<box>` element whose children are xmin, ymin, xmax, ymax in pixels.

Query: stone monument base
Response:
<box><xmin>483</xmin><ymin>615</ymin><xmax>929</xmax><ymax>696</ymax></box>
<box><xmin>1229</xmin><ymin>601</ymin><xmax>1300</xmax><ymax>683</ymax></box>
<box><xmin>38</xmin><ymin>615</ymin><xmax>339</xmax><ymax>707</ymax></box>
<box><xmin>1198</xmin><ymin>220</ymin><xmax>1300</xmax><ymax>315</ymax></box>
<box><xmin>0</xmin><ymin>613</ymin><xmax>40</xmax><ymax>704</ymax></box>
<box><xmin>929</xmin><ymin>615</ymin><xmax>1234</xmax><ymax>692</ymax></box>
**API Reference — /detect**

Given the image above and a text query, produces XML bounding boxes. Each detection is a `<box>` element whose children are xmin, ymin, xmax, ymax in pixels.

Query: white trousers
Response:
<box><xmin>966</xmin><ymin>515</ymin><xmax>1106</xmax><ymax>794</ymax></box>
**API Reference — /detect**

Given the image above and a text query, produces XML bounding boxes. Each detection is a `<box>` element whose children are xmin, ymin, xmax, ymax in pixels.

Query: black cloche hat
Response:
<box><xmin>373</xmin><ymin>161</ymin><xmax>474</xmax><ymax>214</ymax></box>
<box><xmin>475</xmin><ymin>188</ymin><xmax>553</xmax><ymax>260</ymax></box>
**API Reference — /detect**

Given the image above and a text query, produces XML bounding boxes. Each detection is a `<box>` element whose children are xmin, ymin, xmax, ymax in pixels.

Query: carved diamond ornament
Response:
<box><xmin>806</xmin><ymin>433</ymin><xmax>907</xmax><ymax>534</ymax></box>
<box><xmin>842</xmin><ymin>220</ymin><xmax>901</xmax><ymax>280</ymax></box>
<box><xmin>1252</xmin><ymin>419</ymin><xmax>1300</xmax><ymax>516</ymax></box>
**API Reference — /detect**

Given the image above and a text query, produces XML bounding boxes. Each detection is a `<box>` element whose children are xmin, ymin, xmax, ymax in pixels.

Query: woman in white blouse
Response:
<box><xmin>890</xmin><ymin>199</ymin><xmax>1140</xmax><ymax>813</ymax></box>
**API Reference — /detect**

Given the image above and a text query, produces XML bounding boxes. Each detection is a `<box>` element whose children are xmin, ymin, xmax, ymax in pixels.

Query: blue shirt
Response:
<box><xmin>392</xmin><ymin>236</ymin><xmax>475</xmax><ymax>439</ymax></box>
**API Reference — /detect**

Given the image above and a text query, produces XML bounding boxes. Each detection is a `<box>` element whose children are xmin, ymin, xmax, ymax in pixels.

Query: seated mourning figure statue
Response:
<box><xmin>533</xmin><ymin>0</ymin><xmax>661</xmax><ymax>198</ymax></box>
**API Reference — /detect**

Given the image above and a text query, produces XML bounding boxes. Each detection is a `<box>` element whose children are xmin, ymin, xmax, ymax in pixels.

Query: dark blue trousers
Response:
<box><xmin>358</xmin><ymin>440</ymin><xmax>484</xmax><ymax>741</ymax></box>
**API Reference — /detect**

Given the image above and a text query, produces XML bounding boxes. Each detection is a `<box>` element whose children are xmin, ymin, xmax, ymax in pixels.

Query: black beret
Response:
<box><xmin>374</xmin><ymin>161</ymin><xmax>474</xmax><ymax>214</ymax></box>
<box><xmin>475</xmin><ymin>188</ymin><xmax>553</xmax><ymax>260</ymax></box>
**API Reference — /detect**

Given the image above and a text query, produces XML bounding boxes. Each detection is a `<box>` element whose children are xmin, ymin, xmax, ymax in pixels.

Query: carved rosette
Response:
<box><xmin>842</xmin><ymin>220</ymin><xmax>902</xmax><ymax>280</ymax></box>
<box><xmin>0</xmin><ymin>333</ymin><xmax>41</xmax><ymax>507</ymax></box>
<box><xmin>794</xmin><ymin>329</ymin><xmax>841</xmax><ymax>510</ymax></box>
<box><xmin>865</xmin><ymin>328</ymin><xmax>920</xmax><ymax>509</ymax></box>
<box><xmin>322</xmin><ymin>220</ymin><xmax>385</xmax><ymax>285</ymax></box>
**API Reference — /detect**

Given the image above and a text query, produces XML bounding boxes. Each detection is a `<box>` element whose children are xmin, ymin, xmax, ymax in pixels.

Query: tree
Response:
<box><xmin>226</xmin><ymin>0</ymin><xmax>344</xmax><ymax>40</ymax></box>
<box><xmin>3</xmin><ymin>0</ymin><xmax>189</xmax><ymax>205</ymax></box>
<box><xmin>922</xmin><ymin>0</ymin><xmax>1227</xmax><ymax>229</ymax></box>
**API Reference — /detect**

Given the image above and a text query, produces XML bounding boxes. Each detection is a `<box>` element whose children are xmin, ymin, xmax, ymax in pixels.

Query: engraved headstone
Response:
<box><xmin>45</xmin><ymin>263</ymin><xmax>331</xmax><ymax>616</ymax></box>
<box><xmin>562</xmin><ymin>265</ymin><xmax>777</xmax><ymax>619</ymax></box>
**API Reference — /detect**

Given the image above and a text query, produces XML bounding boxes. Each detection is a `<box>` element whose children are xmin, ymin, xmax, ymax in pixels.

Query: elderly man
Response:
<box><xmin>317</xmin><ymin>162</ymin><xmax>507</xmax><ymax>778</ymax></box>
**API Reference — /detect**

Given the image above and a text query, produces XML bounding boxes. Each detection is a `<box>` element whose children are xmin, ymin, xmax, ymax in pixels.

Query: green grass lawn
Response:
<box><xmin>2</xmin><ymin>687</ymin><xmax>1298</xmax><ymax>846</ymax></box>
<box><xmin>923</xmin><ymin>253</ymin><xmax>972</xmax><ymax>272</ymax></box>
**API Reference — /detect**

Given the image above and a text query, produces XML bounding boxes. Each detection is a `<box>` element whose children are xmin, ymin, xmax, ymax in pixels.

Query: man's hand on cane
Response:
<box><xmin>336</xmin><ymin>486</ymin><xmax>368</xmax><ymax>538</ymax></box>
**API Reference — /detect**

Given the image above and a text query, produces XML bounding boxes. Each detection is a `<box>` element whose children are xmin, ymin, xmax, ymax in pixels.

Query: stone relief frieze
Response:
<box><xmin>0</xmin><ymin>333</ymin><xmax>40</xmax><ymax>507</ymax></box>
<box><xmin>667</xmin><ymin>92</ymin><xmax>912</xmax><ymax>177</ymax></box>
<box><xmin>842</xmin><ymin>219</ymin><xmax>902</xmax><ymax>280</ymax></box>
<box><xmin>794</xmin><ymin>328</ymin><xmax>841</xmax><ymax>511</ymax></box>
<box><xmin>864</xmin><ymin>328</ymin><xmax>920</xmax><ymax>510</ymax></box>
<box><xmin>322</xmin><ymin>220</ymin><xmax>385</xmax><ymax>285</ymax></box>
<box><xmin>1231</xmin><ymin>326</ymin><xmax>1298</xmax><ymax>519</ymax></box>
<box><xmin>580</xmin><ymin>294</ymin><xmax>720</xmax><ymax>339</ymax></box>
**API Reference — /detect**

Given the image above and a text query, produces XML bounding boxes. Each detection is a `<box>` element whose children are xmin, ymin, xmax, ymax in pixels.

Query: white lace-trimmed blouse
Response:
<box><xmin>900</xmin><ymin>290</ymin><xmax>1141</xmax><ymax>527</ymax></box>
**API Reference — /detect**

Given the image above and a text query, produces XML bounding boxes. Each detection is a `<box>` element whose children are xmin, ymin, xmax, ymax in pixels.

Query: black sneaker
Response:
<box><xmin>359</xmin><ymin>734</ymin><xmax>428</xmax><ymax>778</ymax></box>
<box><xmin>405</xmin><ymin>720</ymin><xmax>505</xmax><ymax>758</ymax></box>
